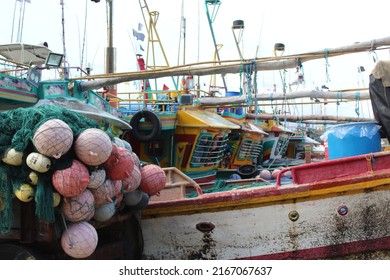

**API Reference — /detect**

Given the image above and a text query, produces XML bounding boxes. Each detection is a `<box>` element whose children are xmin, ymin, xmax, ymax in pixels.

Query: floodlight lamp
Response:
<box><xmin>45</xmin><ymin>52</ymin><xmax>64</xmax><ymax>67</ymax></box>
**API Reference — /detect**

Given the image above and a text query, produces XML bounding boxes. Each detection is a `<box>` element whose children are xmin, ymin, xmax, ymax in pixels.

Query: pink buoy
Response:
<box><xmin>74</xmin><ymin>128</ymin><xmax>112</xmax><ymax>166</ymax></box>
<box><xmin>139</xmin><ymin>164</ymin><xmax>166</xmax><ymax>196</ymax></box>
<box><xmin>122</xmin><ymin>166</ymin><xmax>141</xmax><ymax>193</ymax></box>
<box><xmin>90</xmin><ymin>178</ymin><xmax>115</xmax><ymax>205</ymax></box>
<box><xmin>112</xmin><ymin>180</ymin><xmax>122</xmax><ymax>196</ymax></box>
<box><xmin>103</xmin><ymin>145</ymin><xmax>134</xmax><ymax>180</ymax></box>
<box><xmin>52</xmin><ymin>160</ymin><xmax>90</xmax><ymax>197</ymax></box>
<box><xmin>62</xmin><ymin>189</ymin><xmax>95</xmax><ymax>222</ymax></box>
<box><xmin>132</xmin><ymin>152</ymin><xmax>140</xmax><ymax>168</ymax></box>
<box><xmin>259</xmin><ymin>169</ymin><xmax>272</xmax><ymax>180</ymax></box>
<box><xmin>272</xmin><ymin>168</ymin><xmax>282</xmax><ymax>179</ymax></box>
<box><xmin>87</xmin><ymin>169</ymin><xmax>106</xmax><ymax>189</ymax></box>
<box><xmin>61</xmin><ymin>221</ymin><xmax>98</xmax><ymax>259</ymax></box>
<box><xmin>33</xmin><ymin>119</ymin><xmax>73</xmax><ymax>159</ymax></box>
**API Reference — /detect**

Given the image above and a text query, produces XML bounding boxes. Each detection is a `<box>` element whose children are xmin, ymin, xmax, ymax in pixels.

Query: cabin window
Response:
<box><xmin>191</xmin><ymin>134</ymin><xmax>227</xmax><ymax>167</ymax></box>
<box><xmin>250</xmin><ymin>141</ymin><xmax>263</xmax><ymax>161</ymax></box>
<box><xmin>274</xmin><ymin>135</ymin><xmax>289</xmax><ymax>158</ymax></box>
<box><xmin>192</xmin><ymin>135</ymin><xmax>212</xmax><ymax>165</ymax></box>
<box><xmin>238</xmin><ymin>139</ymin><xmax>252</xmax><ymax>160</ymax></box>
<box><xmin>205</xmin><ymin>134</ymin><xmax>226</xmax><ymax>166</ymax></box>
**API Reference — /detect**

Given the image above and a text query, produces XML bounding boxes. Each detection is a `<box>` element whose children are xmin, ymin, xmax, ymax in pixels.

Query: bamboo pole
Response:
<box><xmin>246</xmin><ymin>113</ymin><xmax>375</xmax><ymax>123</ymax></box>
<box><xmin>255</xmin><ymin>89</ymin><xmax>370</xmax><ymax>101</ymax></box>
<box><xmin>76</xmin><ymin>36</ymin><xmax>390</xmax><ymax>91</ymax></box>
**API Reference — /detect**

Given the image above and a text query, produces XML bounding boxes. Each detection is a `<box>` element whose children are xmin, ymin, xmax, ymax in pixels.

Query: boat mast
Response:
<box><xmin>105</xmin><ymin>0</ymin><xmax>115</xmax><ymax>74</ymax></box>
<box><xmin>105</xmin><ymin>0</ymin><xmax>117</xmax><ymax>106</ymax></box>
<box><xmin>205</xmin><ymin>0</ymin><xmax>227</xmax><ymax>93</ymax></box>
<box><xmin>138</xmin><ymin>0</ymin><xmax>177</xmax><ymax>90</ymax></box>
<box><xmin>60</xmin><ymin>0</ymin><xmax>69</xmax><ymax>79</ymax></box>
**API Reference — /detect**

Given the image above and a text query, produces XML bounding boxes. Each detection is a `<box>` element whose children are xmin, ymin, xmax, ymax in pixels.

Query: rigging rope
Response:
<box><xmin>323</xmin><ymin>48</ymin><xmax>331</xmax><ymax>83</ymax></box>
<box><xmin>80</xmin><ymin>0</ymin><xmax>89</xmax><ymax>70</ymax></box>
<box><xmin>355</xmin><ymin>91</ymin><xmax>361</xmax><ymax>118</ymax></box>
<box><xmin>336</xmin><ymin>91</ymin><xmax>342</xmax><ymax>121</ymax></box>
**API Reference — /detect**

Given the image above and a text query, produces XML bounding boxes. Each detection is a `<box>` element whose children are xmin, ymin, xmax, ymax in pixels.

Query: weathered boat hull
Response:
<box><xmin>141</xmin><ymin>151</ymin><xmax>390</xmax><ymax>260</ymax></box>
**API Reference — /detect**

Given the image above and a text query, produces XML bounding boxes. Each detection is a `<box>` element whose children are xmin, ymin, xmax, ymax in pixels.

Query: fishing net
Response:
<box><xmin>185</xmin><ymin>179</ymin><xmax>270</xmax><ymax>198</ymax></box>
<box><xmin>0</xmin><ymin>105</ymin><xmax>100</xmax><ymax>234</ymax></box>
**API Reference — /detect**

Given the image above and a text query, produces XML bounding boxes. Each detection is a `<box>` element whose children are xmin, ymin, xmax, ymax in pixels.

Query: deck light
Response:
<box><xmin>45</xmin><ymin>52</ymin><xmax>64</xmax><ymax>67</ymax></box>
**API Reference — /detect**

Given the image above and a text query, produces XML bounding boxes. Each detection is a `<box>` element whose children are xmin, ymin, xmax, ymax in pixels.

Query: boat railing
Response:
<box><xmin>116</xmin><ymin>90</ymin><xmax>183</xmax><ymax>114</ymax></box>
<box><xmin>275</xmin><ymin>151</ymin><xmax>390</xmax><ymax>186</ymax></box>
<box><xmin>149</xmin><ymin>167</ymin><xmax>203</xmax><ymax>202</ymax></box>
<box><xmin>0</xmin><ymin>72</ymin><xmax>36</xmax><ymax>93</ymax></box>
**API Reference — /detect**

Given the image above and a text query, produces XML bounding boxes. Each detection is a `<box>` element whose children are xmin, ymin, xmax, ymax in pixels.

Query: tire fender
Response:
<box><xmin>130</xmin><ymin>110</ymin><xmax>161</xmax><ymax>142</ymax></box>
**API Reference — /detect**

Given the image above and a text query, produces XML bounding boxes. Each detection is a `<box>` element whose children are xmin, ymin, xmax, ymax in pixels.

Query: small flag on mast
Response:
<box><xmin>132</xmin><ymin>29</ymin><xmax>145</xmax><ymax>41</ymax></box>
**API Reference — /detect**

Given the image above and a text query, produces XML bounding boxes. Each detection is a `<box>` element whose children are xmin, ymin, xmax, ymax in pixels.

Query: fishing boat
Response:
<box><xmin>141</xmin><ymin>150</ymin><xmax>390</xmax><ymax>260</ymax></box>
<box><xmin>135</xmin><ymin>57</ymin><xmax>390</xmax><ymax>260</ymax></box>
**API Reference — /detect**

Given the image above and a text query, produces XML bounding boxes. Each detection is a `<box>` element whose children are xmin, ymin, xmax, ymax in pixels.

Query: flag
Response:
<box><xmin>138</xmin><ymin>23</ymin><xmax>143</xmax><ymax>31</ymax></box>
<box><xmin>132</xmin><ymin>29</ymin><xmax>145</xmax><ymax>41</ymax></box>
<box><xmin>163</xmin><ymin>84</ymin><xmax>169</xmax><ymax>91</ymax></box>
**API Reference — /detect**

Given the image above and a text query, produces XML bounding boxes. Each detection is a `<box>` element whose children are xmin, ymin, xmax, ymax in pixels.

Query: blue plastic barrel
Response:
<box><xmin>326</xmin><ymin>122</ymin><xmax>381</xmax><ymax>159</ymax></box>
<box><xmin>225</xmin><ymin>91</ymin><xmax>243</xmax><ymax>115</ymax></box>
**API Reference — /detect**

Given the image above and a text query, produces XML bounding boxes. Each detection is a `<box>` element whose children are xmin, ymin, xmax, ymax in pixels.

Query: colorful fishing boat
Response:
<box><xmin>141</xmin><ymin>150</ymin><xmax>390</xmax><ymax>260</ymax></box>
<box><xmin>137</xmin><ymin>58</ymin><xmax>390</xmax><ymax>260</ymax></box>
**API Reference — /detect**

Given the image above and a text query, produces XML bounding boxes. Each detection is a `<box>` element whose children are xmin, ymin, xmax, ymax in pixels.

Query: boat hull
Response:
<box><xmin>141</xmin><ymin>152</ymin><xmax>390</xmax><ymax>259</ymax></box>
<box><xmin>142</xmin><ymin>186</ymin><xmax>390</xmax><ymax>259</ymax></box>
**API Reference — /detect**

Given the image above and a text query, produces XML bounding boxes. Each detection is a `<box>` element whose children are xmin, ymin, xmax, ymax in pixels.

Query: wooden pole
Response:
<box><xmin>77</xmin><ymin>36</ymin><xmax>390</xmax><ymax>91</ymax></box>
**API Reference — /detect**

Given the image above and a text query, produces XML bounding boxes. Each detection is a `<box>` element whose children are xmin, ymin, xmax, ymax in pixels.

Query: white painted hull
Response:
<box><xmin>142</xmin><ymin>185</ymin><xmax>390</xmax><ymax>259</ymax></box>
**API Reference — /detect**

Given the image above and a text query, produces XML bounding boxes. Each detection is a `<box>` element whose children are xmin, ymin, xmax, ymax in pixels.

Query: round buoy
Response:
<box><xmin>132</xmin><ymin>152</ymin><xmax>140</xmax><ymax>168</ymax></box>
<box><xmin>90</xmin><ymin>179</ymin><xmax>115</xmax><ymax>205</ymax></box>
<box><xmin>93</xmin><ymin>202</ymin><xmax>116</xmax><ymax>222</ymax></box>
<box><xmin>139</xmin><ymin>164</ymin><xmax>166</xmax><ymax>196</ymax></box>
<box><xmin>61</xmin><ymin>221</ymin><xmax>98</xmax><ymax>259</ymax></box>
<box><xmin>28</xmin><ymin>171</ymin><xmax>39</xmax><ymax>186</ymax></box>
<box><xmin>103</xmin><ymin>146</ymin><xmax>134</xmax><ymax>180</ymax></box>
<box><xmin>272</xmin><ymin>168</ymin><xmax>282</xmax><ymax>179</ymax></box>
<box><xmin>26</xmin><ymin>152</ymin><xmax>51</xmax><ymax>173</ymax></box>
<box><xmin>2</xmin><ymin>148</ymin><xmax>23</xmax><ymax>166</ymax></box>
<box><xmin>259</xmin><ymin>169</ymin><xmax>272</xmax><ymax>180</ymax></box>
<box><xmin>124</xmin><ymin>189</ymin><xmax>143</xmax><ymax>206</ymax></box>
<box><xmin>52</xmin><ymin>160</ymin><xmax>90</xmax><ymax>197</ymax></box>
<box><xmin>53</xmin><ymin>192</ymin><xmax>61</xmax><ymax>207</ymax></box>
<box><xmin>130</xmin><ymin>191</ymin><xmax>149</xmax><ymax>210</ymax></box>
<box><xmin>74</xmin><ymin>128</ymin><xmax>112</xmax><ymax>166</ymax></box>
<box><xmin>14</xmin><ymin>184</ymin><xmax>35</xmax><ymax>202</ymax></box>
<box><xmin>87</xmin><ymin>169</ymin><xmax>106</xmax><ymax>189</ymax></box>
<box><xmin>33</xmin><ymin>119</ymin><xmax>73</xmax><ymax>159</ymax></box>
<box><xmin>122</xmin><ymin>166</ymin><xmax>141</xmax><ymax>193</ymax></box>
<box><xmin>62</xmin><ymin>189</ymin><xmax>95</xmax><ymax>222</ymax></box>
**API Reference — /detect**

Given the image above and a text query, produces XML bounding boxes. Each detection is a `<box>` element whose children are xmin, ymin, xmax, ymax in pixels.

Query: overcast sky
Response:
<box><xmin>1</xmin><ymin>0</ymin><xmax>390</xmax><ymax>118</ymax></box>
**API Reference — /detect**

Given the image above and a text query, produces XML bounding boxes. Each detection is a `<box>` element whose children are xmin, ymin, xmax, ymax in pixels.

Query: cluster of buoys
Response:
<box><xmin>257</xmin><ymin>167</ymin><xmax>292</xmax><ymax>181</ymax></box>
<box><xmin>1</xmin><ymin>118</ymin><xmax>167</xmax><ymax>259</ymax></box>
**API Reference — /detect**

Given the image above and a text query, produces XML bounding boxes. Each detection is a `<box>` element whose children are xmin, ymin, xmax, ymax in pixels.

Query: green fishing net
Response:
<box><xmin>185</xmin><ymin>179</ymin><xmax>270</xmax><ymax>198</ymax></box>
<box><xmin>0</xmin><ymin>104</ymin><xmax>100</xmax><ymax>235</ymax></box>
